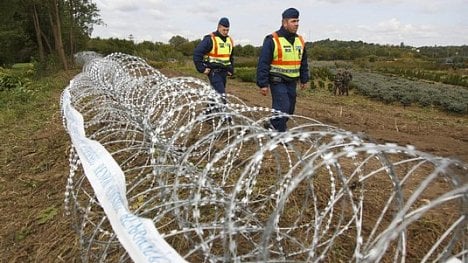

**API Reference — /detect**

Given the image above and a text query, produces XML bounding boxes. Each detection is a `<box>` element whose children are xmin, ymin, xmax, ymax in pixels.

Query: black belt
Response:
<box><xmin>270</xmin><ymin>75</ymin><xmax>297</xmax><ymax>84</ymax></box>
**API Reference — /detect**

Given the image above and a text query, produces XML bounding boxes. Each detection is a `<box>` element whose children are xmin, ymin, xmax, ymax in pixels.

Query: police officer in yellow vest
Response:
<box><xmin>193</xmin><ymin>17</ymin><xmax>234</xmax><ymax>105</ymax></box>
<box><xmin>257</xmin><ymin>8</ymin><xmax>309</xmax><ymax>132</ymax></box>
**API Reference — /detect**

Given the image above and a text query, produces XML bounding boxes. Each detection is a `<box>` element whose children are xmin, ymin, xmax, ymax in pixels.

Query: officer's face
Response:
<box><xmin>218</xmin><ymin>25</ymin><xmax>230</xmax><ymax>37</ymax></box>
<box><xmin>283</xmin><ymin>18</ymin><xmax>299</xmax><ymax>34</ymax></box>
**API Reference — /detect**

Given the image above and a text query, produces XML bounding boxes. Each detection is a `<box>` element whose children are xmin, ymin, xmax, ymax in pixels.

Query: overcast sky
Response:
<box><xmin>91</xmin><ymin>0</ymin><xmax>468</xmax><ymax>47</ymax></box>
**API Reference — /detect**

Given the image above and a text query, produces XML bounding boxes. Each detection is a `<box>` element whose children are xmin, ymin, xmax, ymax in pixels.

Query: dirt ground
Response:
<box><xmin>1</xmin><ymin>69</ymin><xmax>467</xmax><ymax>262</ymax></box>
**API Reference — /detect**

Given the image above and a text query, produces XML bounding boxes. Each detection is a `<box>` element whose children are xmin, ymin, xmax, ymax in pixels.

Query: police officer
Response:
<box><xmin>193</xmin><ymin>17</ymin><xmax>234</xmax><ymax>106</ymax></box>
<box><xmin>257</xmin><ymin>8</ymin><xmax>309</xmax><ymax>132</ymax></box>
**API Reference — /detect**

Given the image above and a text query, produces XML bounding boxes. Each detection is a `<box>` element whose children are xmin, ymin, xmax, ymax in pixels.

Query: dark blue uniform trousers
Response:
<box><xmin>209</xmin><ymin>70</ymin><xmax>228</xmax><ymax>97</ymax></box>
<box><xmin>206</xmin><ymin>70</ymin><xmax>228</xmax><ymax>113</ymax></box>
<box><xmin>270</xmin><ymin>81</ymin><xmax>297</xmax><ymax>132</ymax></box>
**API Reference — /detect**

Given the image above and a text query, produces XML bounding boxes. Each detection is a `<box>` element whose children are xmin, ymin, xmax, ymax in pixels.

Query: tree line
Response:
<box><xmin>0</xmin><ymin>0</ymin><xmax>101</xmax><ymax>70</ymax></box>
<box><xmin>86</xmin><ymin>36</ymin><xmax>467</xmax><ymax>66</ymax></box>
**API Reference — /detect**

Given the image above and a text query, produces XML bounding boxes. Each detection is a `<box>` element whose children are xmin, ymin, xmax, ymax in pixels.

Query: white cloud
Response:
<box><xmin>91</xmin><ymin>0</ymin><xmax>468</xmax><ymax>47</ymax></box>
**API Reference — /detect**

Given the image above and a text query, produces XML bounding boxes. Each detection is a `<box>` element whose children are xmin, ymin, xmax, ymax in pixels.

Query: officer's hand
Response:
<box><xmin>227</xmin><ymin>71</ymin><xmax>233</xmax><ymax>76</ymax></box>
<box><xmin>300</xmin><ymin>82</ymin><xmax>308</xmax><ymax>89</ymax></box>
<box><xmin>204</xmin><ymin>68</ymin><xmax>211</xmax><ymax>75</ymax></box>
<box><xmin>260</xmin><ymin>87</ymin><xmax>269</xmax><ymax>96</ymax></box>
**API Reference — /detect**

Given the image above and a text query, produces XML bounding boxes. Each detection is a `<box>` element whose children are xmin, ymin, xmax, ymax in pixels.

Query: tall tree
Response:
<box><xmin>65</xmin><ymin>0</ymin><xmax>102</xmax><ymax>61</ymax></box>
<box><xmin>47</xmin><ymin>0</ymin><xmax>68</xmax><ymax>70</ymax></box>
<box><xmin>2</xmin><ymin>0</ymin><xmax>102</xmax><ymax>68</ymax></box>
<box><xmin>31</xmin><ymin>1</ymin><xmax>45</xmax><ymax>62</ymax></box>
<box><xmin>169</xmin><ymin>35</ymin><xmax>189</xmax><ymax>47</ymax></box>
<box><xmin>0</xmin><ymin>0</ymin><xmax>32</xmax><ymax>66</ymax></box>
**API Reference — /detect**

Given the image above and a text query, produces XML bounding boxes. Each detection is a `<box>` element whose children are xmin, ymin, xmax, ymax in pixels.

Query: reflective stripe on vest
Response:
<box><xmin>207</xmin><ymin>33</ymin><xmax>233</xmax><ymax>66</ymax></box>
<box><xmin>270</xmin><ymin>32</ymin><xmax>305</xmax><ymax>78</ymax></box>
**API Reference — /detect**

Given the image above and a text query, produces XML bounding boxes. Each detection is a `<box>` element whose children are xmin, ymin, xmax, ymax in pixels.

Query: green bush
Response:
<box><xmin>445</xmin><ymin>102</ymin><xmax>467</xmax><ymax>114</ymax></box>
<box><xmin>310</xmin><ymin>82</ymin><xmax>317</xmax><ymax>90</ymax></box>
<box><xmin>318</xmin><ymin>80</ymin><xmax>325</xmax><ymax>89</ymax></box>
<box><xmin>235</xmin><ymin>59</ymin><xmax>258</xmax><ymax>68</ymax></box>
<box><xmin>352</xmin><ymin>71</ymin><xmax>468</xmax><ymax>114</ymax></box>
<box><xmin>417</xmin><ymin>94</ymin><xmax>433</xmax><ymax>107</ymax></box>
<box><xmin>235</xmin><ymin>67</ymin><xmax>256</xmax><ymax>82</ymax></box>
<box><xmin>311</xmin><ymin>67</ymin><xmax>333</xmax><ymax>80</ymax></box>
<box><xmin>0</xmin><ymin>69</ymin><xmax>32</xmax><ymax>92</ymax></box>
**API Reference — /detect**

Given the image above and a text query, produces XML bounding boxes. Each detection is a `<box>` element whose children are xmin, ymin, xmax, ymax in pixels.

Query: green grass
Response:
<box><xmin>0</xmin><ymin>67</ymin><xmax>79</xmax><ymax>131</ymax></box>
<box><xmin>11</xmin><ymin>63</ymin><xmax>34</xmax><ymax>70</ymax></box>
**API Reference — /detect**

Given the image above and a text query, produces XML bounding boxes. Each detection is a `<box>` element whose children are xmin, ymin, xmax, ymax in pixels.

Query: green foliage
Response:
<box><xmin>36</xmin><ymin>206</ymin><xmax>58</xmax><ymax>225</ymax></box>
<box><xmin>15</xmin><ymin>227</ymin><xmax>31</xmax><ymax>241</ymax></box>
<box><xmin>0</xmin><ymin>0</ymin><xmax>102</xmax><ymax>67</ymax></box>
<box><xmin>368</xmin><ymin>55</ymin><xmax>377</xmax><ymax>62</ymax></box>
<box><xmin>87</xmin><ymin>37</ymin><xmax>136</xmax><ymax>55</ymax></box>
<box><xmin>0</xmin><ymin>72</ymin><xmax>24</xmax><ymax>91</ymax></box>
<box><xmin>352</xmin><ymin>71</ymin><xmax>468</xmax><ymax>114</ymax></box>
<box><xmin>235</xmin><ymin>44</ymin><xmax>260</xmax><ymax>57</ymax></box>
<box><xmin>235</xmin><ymin>67</ymin><xmax>256</xmax><ymax>82</ymax></box>
<box><xmin>310</xmin><ymin>82</ymin><xmax>317</xmax><ymax>90</ymax></box>
<box><xmin>0</xmin><ymin>23</ymin><xmax>33</xmax><ymax>66</ymax></box>
<box><xmin>377</xmin><ymin>66</ymin><xmax>468</xmax><ymax>87</ymax></box>
<box><xmin>235</xmin><ymin>57</ymin><xmax>258</xmax><ymax>68</ymax></box>
<box><xmin>147</xmin><ymin>60</ymin><xmax>169</xmax><ymax>69</ymax></box>
<box><xmin>33</xmin><ymin>54</ymin><xmax>63</xmax><ymax>75</ymax></box>
<box><xmin>318</xmin><ymin>80</ymin><xmax>325</xmax><ymax>89</ymax></box>
<box><xmin>308</xmin><ymin>65</ymin><xmax>336</xmax><ymax>93</ymax></box>
<box><xmin>0</xmin><ymin>66</ymin><xmax>73</xmax><ymax>127</ymax></box>
<box><xmin>311</xmin><ymin>67</ymin><xmax>334</xmax><ymax>80</ymax></box>
<box><xmin>169</xmin><ymin>35</ymin><xmax>189</xmax><ymax>47</ymax></box>
<box><xmin>327</xmin><ymin>83</ymin><xmax>334</xmax><ymax>93</ymax></box>
<box><xmin>0</xmin><ymin>67</ymin><xmax>33</xmax><ymax>92</ymax></box>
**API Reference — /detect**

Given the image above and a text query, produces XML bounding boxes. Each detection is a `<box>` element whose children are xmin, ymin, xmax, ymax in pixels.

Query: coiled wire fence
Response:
<box><xmin>61</xmin><ymin>52</ymin><xmax>467</xmax><ymax>263</ymax></box>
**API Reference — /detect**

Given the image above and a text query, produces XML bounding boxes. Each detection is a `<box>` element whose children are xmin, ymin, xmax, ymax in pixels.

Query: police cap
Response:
<box><xmin>218</xmin><ymin>17</ymin><xmax>230</xmax><ymax>27</ymax></box>
<box><xmin>282</xmin><ymin>8</ymin><xmax>299</xmax><ymax>19</ymax></box>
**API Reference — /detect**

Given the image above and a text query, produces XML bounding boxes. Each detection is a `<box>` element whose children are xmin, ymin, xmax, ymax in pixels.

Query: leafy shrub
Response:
<box><xmin>310</xmin><ymin>82</ymin><xmax>317</xmax><ymax>90</ymax></box>
<box><xmin>0</xmin><ymin>67</ymin><xmax>35</xmax><ymax>109</ymax></box>
<box><xmin>0</xmin><ymin>72</ymin><xmax>23</xmax><ymax>91</ymax></box>
<box><xmin>352</xmin><ymin>71</ymin><xmax>468</xmax><ymax>114</ymax></box>
<box><xmin>400</xmin><ymin>94</ymin><xmax>413</xmax><ymax>106</ymax></box>
<box><xmin>417</xmin><ymin>94</ymin><xmax>433</xmax><ymax>107</ymax></box>
<box><xmin>0</xmin><ymin>69</ymin><xmax>32</xmax><ymax>91</ymax></box>
<box><xmin>235</xmin><ymin>59</ymin><xmax>258</xmax><ymax>68</ymax></box>
<box><xmin>235</xmin><ymin>67</ymin><xmax>256</xmax><ymax>82</ymax></box>
<box><xmin>381</xmin><ymin>92</ymin><xmax>397</xmax><ymax>104</ymax></box>
<box><xmin>318</xmin><ymin>80</ymin><xmax>325</xmax><ymax>89</ymax></box>
<box><xmin>311</xmin><ymin>67</ymin><xmax>333</xmax><ymax>80</ymax></box>
<box><xmin>445</xmin><ymin>102</ymin><xmax>467</xmax><ymax>114</ymax></box>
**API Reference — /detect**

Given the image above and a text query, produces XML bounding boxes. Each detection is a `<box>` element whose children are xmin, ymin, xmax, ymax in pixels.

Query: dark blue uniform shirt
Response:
<box><xmin>256</xmin><ymin>26</ymin><xmax>309</xmax><ymax>88</ymax></box>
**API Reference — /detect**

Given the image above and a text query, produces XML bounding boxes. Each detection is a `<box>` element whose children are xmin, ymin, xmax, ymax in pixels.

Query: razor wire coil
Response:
<box><xmin>62</xmin><ymin>52</ymin><xmax>467</xmax><ymax>263</ymax></box>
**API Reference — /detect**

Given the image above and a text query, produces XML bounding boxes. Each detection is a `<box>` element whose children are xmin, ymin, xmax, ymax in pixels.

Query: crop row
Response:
<box><xmin>352</xmin><ymin>71</ymin><xmax>468</xmax><ymax>114</ymax></box>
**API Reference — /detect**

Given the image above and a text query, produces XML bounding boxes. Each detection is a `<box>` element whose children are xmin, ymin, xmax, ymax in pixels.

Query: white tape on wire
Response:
<box><xmin>62</xmin><ymin>83</ymin><xmax>187</xmax><ymax>263</ymax></box>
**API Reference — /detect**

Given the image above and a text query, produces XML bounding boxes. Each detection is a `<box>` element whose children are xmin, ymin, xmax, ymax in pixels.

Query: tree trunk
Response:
<box><xmin>31</xmin><ymin>3</ymin><xmax>45</xmax><ymax>62</ymax></box>
<box><xmin>48</xmin><ymin>0</ymin><xmax>68</xmax><ymax>70</ymax></box>
<box><xmin>40</xmin><ymin>30</ymin><xmax>53</xmax><ymax>53</ymax></box>
<box><xmin>68</xmin><ymin>0</ymin><xmax>75</xmax><ymax>64</ymax></box>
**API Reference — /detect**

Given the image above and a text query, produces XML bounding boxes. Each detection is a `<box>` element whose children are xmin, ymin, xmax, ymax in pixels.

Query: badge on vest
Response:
<box><xmin>296</xmin><ymin>46</ymin><xmax>302</xmax><ymax>58</ymax></box>
<box><xmin>284</xmin><ymin>45</ymin><xmax>292</xmax><ymax>52</ymax></box>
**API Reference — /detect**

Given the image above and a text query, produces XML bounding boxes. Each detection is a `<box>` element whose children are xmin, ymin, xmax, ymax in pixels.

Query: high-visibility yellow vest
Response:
<box><xmin>270</xmin><ymin>32</ymin><xmax>305</xmax><ymax>78</ymax></box>
<box><xmin>206</xmin><ymin>33</ymin><xmax>233</xmax><ymax>66</ymax></box>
